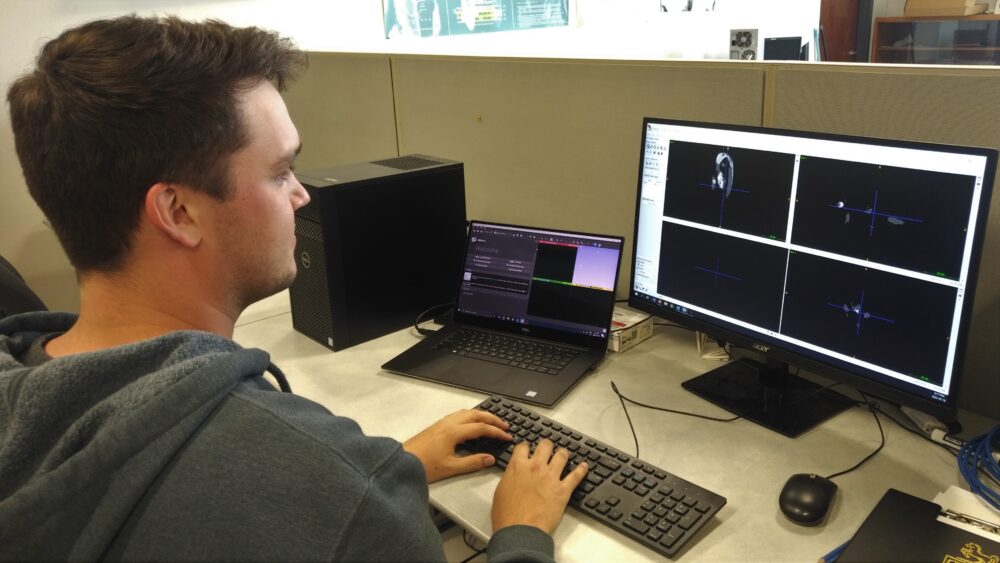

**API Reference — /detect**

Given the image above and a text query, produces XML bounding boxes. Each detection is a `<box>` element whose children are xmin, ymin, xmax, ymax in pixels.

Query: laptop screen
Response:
<box><xmin>455</xmin><ymin>222</ymin><xmax>623</xmax><ymax>346</ymax></box>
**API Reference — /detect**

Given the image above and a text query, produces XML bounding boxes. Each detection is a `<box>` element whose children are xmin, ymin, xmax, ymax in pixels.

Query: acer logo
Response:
<box><xmin>520</xmin><ymin>327</ymin><xmax>531</xmax><ymax>334</ymax></box>
<box><xmin>752</xmin><ymin>343</ymin><xmax>770</xmax><ymax>352</ymax></box>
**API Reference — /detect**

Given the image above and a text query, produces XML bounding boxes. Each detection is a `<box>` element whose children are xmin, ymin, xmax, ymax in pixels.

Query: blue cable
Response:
<box><xmin>957</xmin><ymin>424</ymin><xmax>1000</xmax><ymax>511</ymax></box>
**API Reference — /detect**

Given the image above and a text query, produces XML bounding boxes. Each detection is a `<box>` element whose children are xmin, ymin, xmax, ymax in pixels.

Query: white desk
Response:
<box><xmin>233</xmin><ymin>291</ymin><xmax>975</xmax><ymax>562</ymax></box>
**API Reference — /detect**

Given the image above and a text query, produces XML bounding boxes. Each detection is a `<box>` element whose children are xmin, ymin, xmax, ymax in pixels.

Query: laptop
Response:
<box><xmin>382</xmin><ymin>221</ymin><xmax>624</xmax><ymax>406</ymax></box>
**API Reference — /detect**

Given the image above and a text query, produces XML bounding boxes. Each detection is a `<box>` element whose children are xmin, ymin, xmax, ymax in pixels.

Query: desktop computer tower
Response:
<box><xmin>289</xmin><ymin>155</ymin><xmax>467</xmax><ymax>351</ymax></box>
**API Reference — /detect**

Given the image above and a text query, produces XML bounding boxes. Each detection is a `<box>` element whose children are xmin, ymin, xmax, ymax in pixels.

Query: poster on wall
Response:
<box><xmin>659</xmin><ymin>0</ymin><xmax>717</xmax><ymax>12</ymax></box>
<box><xmin>384</xmin><ymin>0</ymin><xmax>570</xmax><ymax>38</ymax></box>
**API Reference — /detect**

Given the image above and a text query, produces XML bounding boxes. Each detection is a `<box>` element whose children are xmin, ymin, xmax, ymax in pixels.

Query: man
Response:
<box><xmin>0</xmin><ymin>15</ymin><xmax>587</xmax><ymax>561</ymax></box>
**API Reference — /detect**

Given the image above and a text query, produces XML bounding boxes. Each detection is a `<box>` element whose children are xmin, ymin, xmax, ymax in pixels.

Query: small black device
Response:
<box><xmin>464</xmin><ymin>396</ymin><xmax>727</xmax><ymax>557</ymax></box>
<box><xmin>763</xmin><ymin>36</ymin><xmax>803</xmax><ymax>60</ymax></box>
<box><xmin>289</xmin><ymin>155</ymin><xmax>466</xmax><ymax>351</ymax></box>
<box><xmin>778</xmin><ymin>473</ymin><xmax>838</xmax><ymax>526</ymax></box>
<box><xmin>629</xmin><ymin>119</ymin><xmax>996</xmax><ymax>437</ymax></box>
<box><xmin>382</xmin><ymin>221</ymin><xmax>623</xmax><ymax>406</ymax></box>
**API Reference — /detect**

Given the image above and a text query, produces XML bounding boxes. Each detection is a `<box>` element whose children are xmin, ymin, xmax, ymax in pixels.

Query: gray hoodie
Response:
<box><xmin>0</xmin><ymin>312</ymin><xmax>554</xmax><ymax>562</ymax></box>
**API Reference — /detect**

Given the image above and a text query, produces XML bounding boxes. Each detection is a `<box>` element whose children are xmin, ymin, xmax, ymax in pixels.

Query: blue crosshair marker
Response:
<box><xmin>694</xmin><ymin>258</ymin><xmax>743</xmax><ymax>287</ymax></box>
<box><xmin>830</xmin><ymin>189</ymin><xmax>924</xmax><ymax>237</ymax></box>
<box><xmin>826</xmin><ymin>289</ymin><xmax>895</xmax><ymax>336</ymax></box>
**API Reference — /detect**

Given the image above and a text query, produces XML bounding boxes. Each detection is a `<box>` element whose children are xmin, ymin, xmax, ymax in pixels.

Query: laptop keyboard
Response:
<box><xmin>463</xmin><ymin>396</ymin><xmax>727</xmax><ymax>558</ymax></box>
<box><xmin>434</xmin><ymin>329</ymin><xmax>580</xmax><ymax>375</ymax></box>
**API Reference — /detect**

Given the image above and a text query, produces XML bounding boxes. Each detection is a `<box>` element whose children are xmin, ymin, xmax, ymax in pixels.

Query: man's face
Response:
<box><xmin>208</xmin><ymin>80</ymin><xmax>309</xmax><ymax>311</ymax></box>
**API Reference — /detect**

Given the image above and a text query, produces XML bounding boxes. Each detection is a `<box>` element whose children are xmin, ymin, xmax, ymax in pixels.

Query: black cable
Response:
<box><xmin>458</xmin><ymin>548</ymin><xmax>485</xmax><ymax>563</ymax></box>
<box><xmin>823</xmin><ymin>391</ymin><xmax>886</xmax><ymax>481</ymax></box>
<box><xmin>873</xmin><ymin>403</ymin><xmax>957</xmax><ymax>457</ymax></box>
<box><xmin>832</xmin><ymin>395</ymin><xmax>1000</xmax><ymax>489</ymax></box>
<box><xmin>611</xmin><ymin>369</ymin><xmax>839</xmax><ymax>424</ymax></box>
<box><xmin>611</xmin><ymin>374</ymin><xmax>845</xmax><ymax>459</ymax></box>
<box><xmin>612</xmin><ymin>382</ymin><xmax>641</xmax><ymax>458</ymax></box>
<box><xmin>413</xmin><ymin>302</ymin><xmax>454</xmax><ymax>336</ymax></box>
<box><xmin>612</xmin><ymin>381</ymin><xmax>741</xmax><ymax>423</ymax></box>
<box><xmin>460</xmin><ymin>531</ymin><xmax>486</xmax><ymax>563</ymax></box>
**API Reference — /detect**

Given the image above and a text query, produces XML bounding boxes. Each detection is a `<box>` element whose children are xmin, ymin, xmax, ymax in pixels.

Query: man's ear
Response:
<box><xmin>144</xmin><ymin>182</ymin><xmax>203</xmax><ymax>248</ymax></box>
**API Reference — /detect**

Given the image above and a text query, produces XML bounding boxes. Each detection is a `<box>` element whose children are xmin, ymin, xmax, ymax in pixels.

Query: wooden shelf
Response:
<box><xmin>872</xmin><ymin>15</ymin><xmax>1000</xmax><ymax>64</ymax></box>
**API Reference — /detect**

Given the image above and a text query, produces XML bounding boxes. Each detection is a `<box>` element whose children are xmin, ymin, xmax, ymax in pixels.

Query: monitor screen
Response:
<box><xmin>456</xmin><ymin>222</ymin><xmax>622</xmax><ymax>345</ymax></box>
<box><xmin>629</xmin><ymin>118</ymin><xmax>995</xmax><ymax>434</ymax></box>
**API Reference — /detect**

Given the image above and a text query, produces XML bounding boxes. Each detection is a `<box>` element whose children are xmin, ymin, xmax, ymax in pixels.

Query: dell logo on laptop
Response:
<box><xmin>752</xmin><ymin>343</ymin><xmax>770</xmax><ymax>352</ymax></box>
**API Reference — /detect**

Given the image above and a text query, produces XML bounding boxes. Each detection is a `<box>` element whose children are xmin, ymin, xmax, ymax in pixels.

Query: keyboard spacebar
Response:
<box><xmin>466</xmin><ymin>351</ymin><xmax>511</xmax><ymax>365</ymax></box>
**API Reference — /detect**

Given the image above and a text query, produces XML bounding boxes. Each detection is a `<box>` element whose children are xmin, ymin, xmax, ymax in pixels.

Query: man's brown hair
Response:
<box><xmin>7</xmin><ymin>15</ymin><xmax>307</xmax><ymax>272</ymax></box>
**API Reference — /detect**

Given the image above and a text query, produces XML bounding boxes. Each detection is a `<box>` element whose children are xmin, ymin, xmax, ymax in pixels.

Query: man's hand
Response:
<box><xmin>403</xmin><ymin>409</ymin><xmax>511</xmax><ymax>484</ymax></box>
<box><xmin>491</xmin><ymin>439</ymin><xmax>588</xmax><ymax>534</ymax></box>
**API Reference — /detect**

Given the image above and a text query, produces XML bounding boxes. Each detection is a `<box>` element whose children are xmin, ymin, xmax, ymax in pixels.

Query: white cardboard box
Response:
<box><xmin>608</xmin><ymin>306</ymin><xmax>653</xmax><ymax>352</ymax></box>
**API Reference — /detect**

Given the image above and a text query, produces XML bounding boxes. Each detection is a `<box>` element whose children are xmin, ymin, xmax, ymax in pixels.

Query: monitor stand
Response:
<box><xmin>681</xmin><ymin>358</ymin><xmax>855</xmax><ymax>438</ymax></box>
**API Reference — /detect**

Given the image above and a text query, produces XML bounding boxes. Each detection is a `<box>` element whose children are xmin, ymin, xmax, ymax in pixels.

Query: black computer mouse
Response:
<box><xmin>778</xmin><ymin>473</ymin><xmax>838</xmax><ymax>526</ymax></box>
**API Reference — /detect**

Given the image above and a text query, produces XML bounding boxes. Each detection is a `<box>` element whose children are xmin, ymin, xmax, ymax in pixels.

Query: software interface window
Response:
<box><xmin>632</xmin><ymin>122</ymin><xmax>990</xmax><ymax>406</ymax></box>
<box><xmin>457</xmin><ymin>223</ymin><xmax>620</xmax><ymax>339</ymax></box>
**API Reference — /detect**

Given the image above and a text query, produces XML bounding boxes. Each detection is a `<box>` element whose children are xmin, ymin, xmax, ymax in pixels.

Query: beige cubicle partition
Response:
<box><xmin>282</xmin><ymin>53</ymin><xmax>399</xmax><ymax>171</ymax></box>
<box><xmin>284</xmin><ymin>53</ymin><xmax>999</xmax><ymax>420</ymax></box>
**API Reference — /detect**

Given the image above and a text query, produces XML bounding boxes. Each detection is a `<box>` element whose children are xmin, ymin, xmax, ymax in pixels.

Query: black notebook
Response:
<box><xmin>839</xmin><ymin>488</ymin><xmax>1000</xmax><ymax>563</ymax></box>
<box><xmin>382</xmin><ymin>221</ymin><xmax>623</xmax><ymax>406</ymax></box>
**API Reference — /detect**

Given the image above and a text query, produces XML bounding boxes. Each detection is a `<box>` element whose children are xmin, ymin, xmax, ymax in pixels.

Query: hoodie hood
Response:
<box><xmin>0</xmin><ymin>311</ymin><xmax>282</xmax><ymax>560</ymax></box>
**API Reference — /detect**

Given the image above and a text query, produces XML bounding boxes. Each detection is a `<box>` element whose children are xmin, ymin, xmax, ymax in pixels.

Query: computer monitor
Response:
<box><xmin>763</xmin><ymin>36</ymin><xmax>802</xmax><ymax>60</ymax></box>
<box><xmin>629</xmin><ymin>118</ymin><xmax>996</xmax><ymax>437</ymax></box>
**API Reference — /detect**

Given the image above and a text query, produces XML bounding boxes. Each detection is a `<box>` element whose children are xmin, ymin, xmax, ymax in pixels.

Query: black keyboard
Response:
<box><xmin>434</xmin><ymin>329</ymin><xmax>579</xmax><ymax>375</ymax></box>
<box><xmin>464</xmin><ymin>396</ymin><xmax>727</xmax><ymax>558</ymax></box>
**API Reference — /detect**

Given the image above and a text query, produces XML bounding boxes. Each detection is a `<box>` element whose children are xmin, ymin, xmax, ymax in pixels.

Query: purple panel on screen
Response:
<box><xmin>572</xmin><ymin>246</ymin><xmax>619</xmax><ymax>290</ymax></box>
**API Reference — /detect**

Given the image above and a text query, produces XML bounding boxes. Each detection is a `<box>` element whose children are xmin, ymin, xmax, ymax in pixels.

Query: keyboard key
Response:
<box><xmin>623</xmin><ymin>518</ymin><xmax>650</xmax><ymax>535</ymax></box>
<box><xmin>598</xmin><ymin>458</ymin><xmax>621</xmax><ymax>471</ymax></box>
<box><xmin>679</xmin><ymin>512</ymin><xmax>701</xmax><ymax>530</ymax></box>
<box><xmin>608</xmin><ymin>510</ymin><xmax>622</xmax><ymax>521</ymax></box>
<box><xmin>660</xmin><ymin>530</ymin><xmax>683</xmax><ymax>549</ymax></box>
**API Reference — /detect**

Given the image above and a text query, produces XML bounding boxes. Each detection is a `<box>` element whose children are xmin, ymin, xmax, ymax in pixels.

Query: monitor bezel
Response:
<box><xmin>627</xmin><ymin>117</ymin><xmax>997</xmax><ymax>421</ymax></box>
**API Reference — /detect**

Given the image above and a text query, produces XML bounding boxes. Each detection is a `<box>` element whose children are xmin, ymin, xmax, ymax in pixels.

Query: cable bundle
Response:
<box><xmin>957</xmin><ymin>424</ymin><xmax>1000</xmax><ymax>511</ymax></box>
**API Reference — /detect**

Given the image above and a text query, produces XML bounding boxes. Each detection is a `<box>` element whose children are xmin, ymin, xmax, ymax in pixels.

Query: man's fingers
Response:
<box><xmin>563</xmin><ymin>461</ymin><xmax>589</xmax><ymax>489</ymax></box>
<box><xmin>511</xmin><ymin>440</ymin><xmax>532</xmax><ymax>461</ymax></box>
<box><xmin>458</xmin><ymin>408</ymin><xmax>508</xmax><ymax>430</ymax></box>
<box><xmin>450</xmin><ymin>453</ymin><xmax>496</xmax><ymax>476</ymax></box>
<box><xmin>455</xmin><ymin>422</ymin><xmax>512</xmax><ymax>443</ymax></box>
<box><xmin>532</xmin><ymin>438</ymin><xmax>555</xmax><ymax>461</ymax></box>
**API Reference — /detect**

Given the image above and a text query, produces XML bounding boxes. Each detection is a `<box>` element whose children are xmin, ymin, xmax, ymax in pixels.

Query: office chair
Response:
<box><xmin>0</xmin><ymin>255</ymin><xmax>47</xmax><ymax>318</ymax></box>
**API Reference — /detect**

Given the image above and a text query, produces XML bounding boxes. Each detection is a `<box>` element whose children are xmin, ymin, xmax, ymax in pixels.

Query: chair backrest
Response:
<box><xmin>0</xmin><ymin>255</ymin><xmax>47</xmax><ymax>318</ymax></box>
